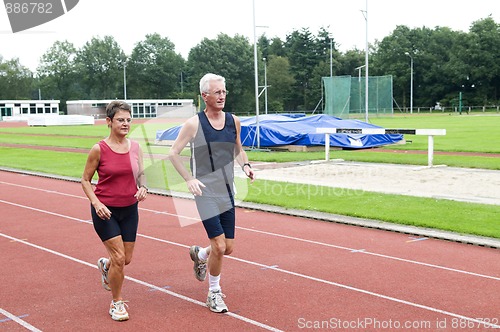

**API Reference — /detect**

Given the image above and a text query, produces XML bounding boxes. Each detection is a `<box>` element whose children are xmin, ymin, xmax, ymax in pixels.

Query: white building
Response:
<box><xmin>0</xmin><ymin>100</ymin><xmax>60</xmax><ymax>121</ymax></box>
<box><xmin>66</xmin><ymin>99</ymin><xmax>195</xmax><ymax>119</ymax></box>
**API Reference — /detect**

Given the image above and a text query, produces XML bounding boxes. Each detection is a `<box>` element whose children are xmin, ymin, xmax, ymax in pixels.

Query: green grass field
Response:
<box><xmin>1</xmin><ymin>114</ymin><xmax>499</xmax><ymax>239</ymax></box>
<box><xmin>370</xmin><ymin>115</ymin><xmax>500</xmax><ymax>154</ymax></box>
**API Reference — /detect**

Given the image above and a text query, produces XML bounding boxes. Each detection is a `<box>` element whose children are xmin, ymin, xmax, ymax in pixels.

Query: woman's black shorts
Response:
<box><xmin>91</xmin><ymin>202</ymin><xmax>139</xmax><ymax>242</ymax></box>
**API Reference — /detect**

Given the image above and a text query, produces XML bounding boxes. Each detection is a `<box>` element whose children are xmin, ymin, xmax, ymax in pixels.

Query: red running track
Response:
<box><xmin>0</xmin><ymin>170</ymin><xmax>499</xmax><ymax>331</ymax></box>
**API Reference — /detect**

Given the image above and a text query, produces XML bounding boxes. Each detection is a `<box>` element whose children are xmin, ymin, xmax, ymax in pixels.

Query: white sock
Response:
<box><xmin>209</xmin><ymin>274</ymin><xmax>221</xmax><ymax>292</ymax></box>
<box><xmin>198</xmin><ymin>247</ymin><xmax>209</xmax><ymax>261</ymax></box>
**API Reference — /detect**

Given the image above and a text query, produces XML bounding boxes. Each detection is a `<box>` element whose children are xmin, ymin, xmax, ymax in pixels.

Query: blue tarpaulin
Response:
<box><xmin>156</xmin><ymin>114</ymin><xmax>403</xmax><ymax>149</ymax></box>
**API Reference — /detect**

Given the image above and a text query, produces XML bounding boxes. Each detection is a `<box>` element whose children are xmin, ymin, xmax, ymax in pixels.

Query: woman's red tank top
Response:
<box><xmin>94</xmin><ymin>139</ymin><xmax>140</xmax><ymax>207</ymax></box>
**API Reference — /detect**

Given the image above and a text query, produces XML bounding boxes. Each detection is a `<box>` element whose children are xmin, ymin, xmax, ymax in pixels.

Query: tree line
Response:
<box><xmin>0</xmin><ymin>16</ymin><xmax>498</xmax><ymax>115</ymax></box>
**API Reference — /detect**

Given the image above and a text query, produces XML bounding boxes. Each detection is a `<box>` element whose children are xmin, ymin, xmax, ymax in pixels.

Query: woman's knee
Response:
<box><xmin>123</xmin><ymin>243</ymin><xmax>135</xmax><ymax>265</ymax></box>
<box><xmin>110</xmin><ymin>252</ymin><xmax>126</xmax><ymax>268</ymax></box>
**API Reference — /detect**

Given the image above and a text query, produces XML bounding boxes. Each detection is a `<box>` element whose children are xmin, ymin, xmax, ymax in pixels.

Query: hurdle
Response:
<box><xmin>316</xmin><ymin>128</ymin><xmax>446</xmax><ymax>167</ymax></box>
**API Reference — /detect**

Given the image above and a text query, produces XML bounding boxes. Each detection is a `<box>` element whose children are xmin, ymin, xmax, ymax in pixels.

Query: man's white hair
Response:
<box><xmin>199</xmin><ymin>73</ymin><xmax>226</xmax><ymax>94</ymax></box>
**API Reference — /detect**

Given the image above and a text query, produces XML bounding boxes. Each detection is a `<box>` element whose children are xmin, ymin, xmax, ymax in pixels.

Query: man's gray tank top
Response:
<box><xmin>190</xmin><ymin>111</ymin><xmax>236</xmax><ymax>197</ymax></box>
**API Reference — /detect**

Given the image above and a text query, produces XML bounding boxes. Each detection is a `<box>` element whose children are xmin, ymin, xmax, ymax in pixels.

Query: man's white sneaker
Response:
<box><xmin>189</xmin><ymin>246</ymin><xmax>207</xmax><ymax>281</ymax></box>
<box><xmin>206</xmin><ymin>289</ymin><xmax>228</xmax><ymax>313</ymax></box>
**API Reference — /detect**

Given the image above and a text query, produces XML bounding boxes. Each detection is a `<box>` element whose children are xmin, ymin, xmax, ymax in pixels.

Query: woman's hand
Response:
<box><xmin>135</xmin><ymin>186</ymin><xmax>148</xmax><ymax>202</ymax></box>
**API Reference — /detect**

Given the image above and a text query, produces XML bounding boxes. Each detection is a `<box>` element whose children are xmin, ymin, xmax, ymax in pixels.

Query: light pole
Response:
<box><xmin>361</xmin><ymin>0</ymin><xmax>368</xmax><ymax>122</ymax></box>
<box><xmin>252</xmin><ymin>0</ymin><xmax>269</xmax><ymax>148</ymax></box>
<box><xmin>459</xmin><ymin>76</ymin><xmax>474</xmax><ymax>115</ymax></box>
<box><xmin>405</xmin><ymin>52</ymin><xmax>413</xmax><ymax>114</ymax></box>
<box><xmin>252</xmin><ymin>0</ymin><xmax>260</xmax><ymax>148</ymax></box>
<box><xmin>123</xmin><ymin>60</ymin><xmax>127</xmax><ymax>100</ymax></box>
<box><xmin>355</xmin><ymin>65</ymin><xmax>365</xmax><ymax>113</ymax></box>
<box><xmin>263</xmin><ymin>57</ymin><xmax>268</xmax><ymax>115</ymax></box>
<box><xmin>329</xmin><ymin>33</ymin><xmax>333</xmax><ymax>77</ymax></box>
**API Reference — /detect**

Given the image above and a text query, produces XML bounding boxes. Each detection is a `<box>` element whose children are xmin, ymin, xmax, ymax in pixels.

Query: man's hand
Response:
<box><xmin>244</xmin><ymin>168</ymin><xmax>255</xmax><ymax>182</ymax></box>
<box><xmin>187</xmin><ymin>178</ymin><xmax>206</xmax><ymax>196</ymax></box>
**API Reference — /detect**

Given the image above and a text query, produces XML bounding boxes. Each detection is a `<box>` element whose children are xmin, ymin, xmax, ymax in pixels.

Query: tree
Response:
<box><xmin>75</xmin><ymin>36</ymin><xmax>125</xmax><ymax>99</ymax></box>
<box><xmin>466</xmin><ymin>17</ymin><xmax>500</xmax><ymax>103</ymax></box>
<box><xmin>370</xmin><ymin>25</ymin><xmax>414</xmax><ymax>110</ymax></box>
<box><xmin>37</xmin><ymin>40</ymin><xmax>79</xmax><ymax>112</ymax></box>
<box><xmin>284</xmin><ymin>28</ymin><xmax>318</xmax><ymax>111</ymax></box>
<box><xmin>268</xmin><ymin>37</ymin><xmax>286</xmax><ymax>57</ymax></box>
<box><xmin>0</xmin><ymin>57</ymin><xmax>33</xmax><ymax>100</ymax></box>
<box><xmin>414</xmin><ymin>27</ymin><xmax>460</xmax><ymax>107</ymax></box>
<box><xmin>127</xmin><ymin>33</ymin><xmax>185</xmax><ymax>99</ymax></box>
<box><xmin>338</xmin><ymin>49</ymin><xmax>366</xmax><ymax>77</ymax></box>
<box><xmin>308</xmin><ymin>27</ymin><xmax>341</xmax><ymax>112</ymax></box>
<box><xmin>257</xmin><ymin>34</ymin><xmax>271</xmax><ymax>60</ymax></box>
<box><xmin>283</xmin><ymin>27</ymin><xmax>335</xmax><ymax>111</ymax></box>
<box><xmin>265</xmin><ymin>55</ymin><xmax>295</xmax><ymax>113</ymax></box>
<box><xmin>187</xmin><ymin>33</ymin><xmax>255</xmax><ymax>114</ymax></box>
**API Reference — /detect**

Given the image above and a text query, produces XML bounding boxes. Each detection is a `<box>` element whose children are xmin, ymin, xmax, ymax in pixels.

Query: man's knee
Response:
<box><xmin>124</xmin><ymin>256</ymin><xmax>133</xmax><ymax>265</ymax></box>
<box><xmin>211</xmin><ymin>238</ymin><xmax>227</xmax><ymax>256</ymax></box>
<box><xmin>224</xmin><ymin>243</ymin><xmax>234</xmax><ymax>255</ymax></box>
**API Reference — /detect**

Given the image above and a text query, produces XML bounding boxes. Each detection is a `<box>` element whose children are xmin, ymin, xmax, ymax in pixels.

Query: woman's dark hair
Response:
<box><xmin>106</xmin><ymin>101</ymin><xmax>131</xmax><ymax>119</ymax></box>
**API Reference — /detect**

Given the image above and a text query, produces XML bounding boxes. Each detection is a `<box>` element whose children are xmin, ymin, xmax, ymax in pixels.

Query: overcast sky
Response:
<box><xmin>1</xmin><ymin>0</ymin><xmax>498</xmax><ymax>71</ymax></box>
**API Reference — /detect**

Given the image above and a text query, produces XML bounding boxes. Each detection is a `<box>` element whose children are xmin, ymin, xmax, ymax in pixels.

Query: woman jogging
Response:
<box><xmin>81</xmin><ymin>100</ymin><xmax>148</xmax><ymax>321</ymax></box>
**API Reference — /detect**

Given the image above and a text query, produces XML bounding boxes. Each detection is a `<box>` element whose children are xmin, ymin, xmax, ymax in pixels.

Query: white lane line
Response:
<box><xmin>0</xmin><ymin>181</ymin><xmax>198</xmax><ymax>221</ymax></box>
<box><xmin>0</xmin><ymin>181</ymin><xmax>85</xmax><ymax>199</ymax></box>
<box><xmin>1</xmin><ymin>180</ymin><xmax>499</xmax><ymax>281</ymax></box>
<box><xmin>0</xmin><ymin>308</ymin><xmax>42</xmax><ymax>332</ymax></box>
<box><xmin>236</xmin><ymin>226</ymin><xmax>500</xmax><ymax>281</ymax></box>
<box><xmin>226</xmin><ymin>255</ymin><xmax>500</xmax><ymax>328</ymax></box>
<box><xmin>0</xmin><ymin>200</ymin><xmax>499</xmax><ymax>329</ymax></box>
<box><xmin>1</xmin><ymin>178</ymin><xmax>500</xmax><ymax>282</ymax></box>
<box><xmin>0</xmin><ymin>232</ymin><xmax>283</xmax><ymax>332</ymax></box>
